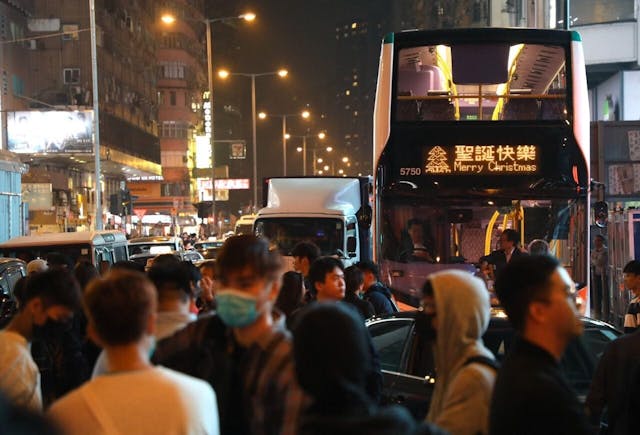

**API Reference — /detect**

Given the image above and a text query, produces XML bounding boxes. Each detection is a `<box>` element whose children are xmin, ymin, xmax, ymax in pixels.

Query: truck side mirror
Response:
<box><xmin>594</xmin><ymin>201</ymin><xmax>608</xmax><ymax>228</ymax></box>
<box><xmin>347</xmin><ymin>236</ymin><xmax>357</xmax><ymax>255</ymax></box>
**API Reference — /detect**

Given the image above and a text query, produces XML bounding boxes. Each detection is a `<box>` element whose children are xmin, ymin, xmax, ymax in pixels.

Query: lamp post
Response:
<box><xmin>292</xmin><ymin>131</ymin><xmax>325</xmax><ymax>175</ymax></box>
<box><xmin>259</xmin><ymin>110</ymin><xmax>310</xmax><ymax>176</ymax></box>
<box><xmin>218</xmin><ymin>69</ymin><xmax>288</xmax><ymax>211</ymax></box>
<box><xmin>89</xmin><ymin>0</ymin><xmax>102</xmax><ymax>229</ymax></box>
<box><xmin>161</xmin><ymin>12</ymin><xmax>255</xmax><ymax>227</ymax></box>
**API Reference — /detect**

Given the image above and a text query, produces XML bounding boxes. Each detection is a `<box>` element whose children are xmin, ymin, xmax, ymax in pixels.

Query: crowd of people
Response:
<box><xmin>0</xmin><ymin>234</ymin><xmax>639</xmax><ymax>434</ymax></box>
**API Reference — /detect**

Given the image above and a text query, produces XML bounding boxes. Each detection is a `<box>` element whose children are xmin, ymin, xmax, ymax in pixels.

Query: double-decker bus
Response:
<box><xmin>373</xmin><ymin>28</ymin><xmax>590</xmax><ymax>311</ymax></box>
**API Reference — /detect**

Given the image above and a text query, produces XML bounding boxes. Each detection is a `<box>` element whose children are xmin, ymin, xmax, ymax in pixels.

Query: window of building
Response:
<box><xmin>63</xmin><ymin>68</ymin><xmax>80</xmax><ymax>84</ymax></box>
<box><xmin>569</xmin><ymin>0</ymin><xmax>634</xmax><ymax>25</ymax></box>
<box><xmin>169</xmin><ymin>91</ymin><xmax>177</xmax><ymax>106</ymax></box>
<box><xmin>161</xmin><ymin>182</ymin><xmax>189</xmax><ymax>197</ymax></box>
<box><xmin>159</xmin><ymin>62</ymin><xmax>186</xmax><ymax>79</ymax></box>
<box><xmin>160</xmin><ymin>121</ymin><xmax>189</xmax><ymax>138</ymax></box>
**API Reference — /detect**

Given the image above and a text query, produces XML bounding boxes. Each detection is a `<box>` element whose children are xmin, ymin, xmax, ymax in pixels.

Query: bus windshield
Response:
<box><xmin>254</xmin><ymin>217</ymin><xmax>344</xmax><ymax>257</ymax></box>
<box><xmin>379</xmin><ymin>196</ymin><xmax>588</xmax><ymax>306</ymax></box>
<box><xmin>396</xmin><ymin>42</ymin><xmax>567</xmax><ymax>121</ymax></box>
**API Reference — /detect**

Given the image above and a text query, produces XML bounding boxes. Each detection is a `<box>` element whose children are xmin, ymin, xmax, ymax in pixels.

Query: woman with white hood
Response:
<box><xmin>418</xmin><ymin>269</ymin><xmax>498</xmax><ymax>435</ymax></box>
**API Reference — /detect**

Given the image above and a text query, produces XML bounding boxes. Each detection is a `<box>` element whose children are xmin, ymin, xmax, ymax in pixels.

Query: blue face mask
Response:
<box><xmin>216</xmin><ymin>289</ymin><xmax>260</xmax><ymax>328</ymax></box>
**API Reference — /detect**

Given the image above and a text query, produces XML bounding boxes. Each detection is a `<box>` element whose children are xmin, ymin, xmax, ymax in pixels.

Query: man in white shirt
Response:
<box><xmin>0</xmin><ymin>269</ymin><xmax>81</xmax><ymax>411</ymax></box>
<box><xmin>48</xmin><ymin>270</ymin><xmax>219</xmax><ymax>435</ymax></box>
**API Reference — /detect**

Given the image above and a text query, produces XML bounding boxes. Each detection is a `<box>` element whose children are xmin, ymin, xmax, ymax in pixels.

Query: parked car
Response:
<box><xmin>366</xmin><ymin>309</ymin><xmax>621</xmax><ymax>419</ymax></box>
<box><xmin>193</xmin><ymin>240</ymin><xmax>224</xmax><ymax>259</ymax></box>
<box><xmin>0</xmin><ymin>258</ymin><xmax>27</xmax><ymax>328</ymax></box>
<box><xmin>128</xmin><ymin>236</ymin><xmax>203</xmax><ymax>266</ymax></box>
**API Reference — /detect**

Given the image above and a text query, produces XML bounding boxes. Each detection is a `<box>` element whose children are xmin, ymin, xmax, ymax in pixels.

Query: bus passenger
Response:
<box><xmin>480</xmin><ymin>229</ymin><xmax>527</xmax><ymax>280</ymax></box>
<box><xmin>400</xmin><ymin>218</ymin><xmax>435</xmax><ymax>263</ymax></box>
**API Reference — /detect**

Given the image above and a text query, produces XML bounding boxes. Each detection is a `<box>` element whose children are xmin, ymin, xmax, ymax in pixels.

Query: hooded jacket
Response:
<box><xmin>426</xmin><ymin>270</ymin><xmax>496</xmax><ymax>435</ymax></box>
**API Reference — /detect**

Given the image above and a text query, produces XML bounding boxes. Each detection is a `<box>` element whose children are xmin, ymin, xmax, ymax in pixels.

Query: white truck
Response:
<box><xmin>254</xmin><ymin>177</ymin><xmax>372</xmax><ymax>269</ymax></box>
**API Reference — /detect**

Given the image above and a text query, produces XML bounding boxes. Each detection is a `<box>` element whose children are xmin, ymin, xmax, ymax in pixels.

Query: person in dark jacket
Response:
<box><xmin>291</xmin><ymin>241</ymin><xmax>321</xmax><ymax>302</ymax></box>
<box><xmin>356</xmin><ymin>260</ymin><xmax>397</xmax><ymax>315</ymax></box>
<box><xmin>586</xmin><ymin>331</ymin><xmax>640</xmax><ymax>434</ymax></box>
<box><xmin>275</xmin><ymin>271</ymin><xmax>306</xmax><ymax>319</ymax></box>
<box><xmin>480</xmin><ymin>229</ymin><xmax>528</xmax><ymax>281</ymax></box>
<box><xmin>343</xmin><ymin>266</ymin><xmax>375</xmax><ymax>320</ymax></box>
<box><xmin>293</xmin><ymin>303</ymin><xmax>445</xmax><ymax>435</ymax></box>
<box><xmin>489</xmin><ymin>255</ymin><xmax>594</xmax><ymax>435</ymax></box>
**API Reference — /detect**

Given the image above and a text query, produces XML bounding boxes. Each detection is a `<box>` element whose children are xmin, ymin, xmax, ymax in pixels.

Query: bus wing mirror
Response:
<box><xmin>594</xmin><ymin>201</ymin><xmax>608</xmax><ymax>228</ymax></box>
<box><xmin>347</xmin><ymin>236</ymin><xmax>357</xmax><ymax>255</ymax></box>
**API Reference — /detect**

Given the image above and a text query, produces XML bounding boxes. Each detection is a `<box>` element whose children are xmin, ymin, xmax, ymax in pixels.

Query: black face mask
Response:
<box><xmin>33</xmin><ymin>318</ymin><xmax>71</xmax><ymax>338</ymax></box>
<box><xmin>414</xmin><ymin>311</ymin><xmax>437</xmax><ymax>342</ymax></box>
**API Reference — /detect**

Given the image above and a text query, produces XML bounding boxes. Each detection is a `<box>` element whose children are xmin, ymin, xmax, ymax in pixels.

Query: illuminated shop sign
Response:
<box><xmin>7</xmin><ymin>110</ymin><xmax>94</xmax><ymax>154</ymax></box>
<box><xmin>420</xmin><ymin>145</ymin><xmax>539</xmax><ymax>175</ymax></box>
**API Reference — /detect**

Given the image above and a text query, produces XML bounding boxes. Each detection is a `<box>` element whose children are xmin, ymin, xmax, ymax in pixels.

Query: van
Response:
<box><xmin>0</xmin><ymin>231</ymin><xmax>129</xmax><ymax>268</ymax></box>
<box><xmin>235</xmin><ymin>214</ymin><xmax>257</xmax><ymax>235</ymax></box>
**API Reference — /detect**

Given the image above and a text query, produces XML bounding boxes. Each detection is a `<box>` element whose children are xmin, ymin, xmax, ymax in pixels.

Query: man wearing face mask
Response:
<box><xmin>417</xmin><ymin>270</ymin><xmax>498</xmax><ymax>435</ymax></box>
<box><xmin>0</xmin><ymin>269</ymin><xmax>81</xmax><ymax>411</ymax></box>
<box><xmin>214</xmin><ymin>235</ymin><xmax>306</xmax><ymax>435</ymax></box>
<box><xmin>153</xmin><ymin>235</ymin><xmax>306</xmax><ymax>435</ymax></box>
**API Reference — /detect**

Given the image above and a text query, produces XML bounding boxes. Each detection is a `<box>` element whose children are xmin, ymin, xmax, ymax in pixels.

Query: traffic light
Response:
<box><xmin>121</xmin><ymin>189</ymin><xmax>133</xmax><ymax>215</ymax></box>
<box><xmin>109</xmin><ymin>193</ymin><xmax>122</xmax><ymax>215</ymax></box>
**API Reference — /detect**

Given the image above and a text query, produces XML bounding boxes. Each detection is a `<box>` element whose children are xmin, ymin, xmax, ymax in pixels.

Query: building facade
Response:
<box><xmin>1</xmin><ymin>0</ymin><xmax>161</xmax><ymax>233</ymax></box>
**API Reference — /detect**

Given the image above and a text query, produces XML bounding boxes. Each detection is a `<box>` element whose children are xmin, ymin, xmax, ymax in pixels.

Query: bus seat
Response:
<box><xmin>420</xmin><ymin>92</ymin><xmax>455</xmax><ymax>121</ymax></box>
<box><xmin>420</xmin><ymin>65</ymin><xmax>446</xmax><ymax>91</ymax></box>
<box><xmin>502</xmin><ymin>98</ymin><xmax>539</xmax><ymax>120</ymax></box>
<box><xmin>539</xmin><ymin>89</ymin><xmax>566</xmax><ymax>120</ymax></box>
<box><xmin>398</xmin><ymin>68</ymin><xmax>431</xmax><ymax>96</ymax></box>
<box><xmin>397</xmin><ymin>91</ymin><xmax>419</xmax><ymax>121</ymax></box>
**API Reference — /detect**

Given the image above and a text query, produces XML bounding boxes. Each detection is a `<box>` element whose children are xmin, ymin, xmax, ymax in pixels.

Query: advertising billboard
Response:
<box><xmin>7</xmin><ymin>110</ymin><xmax>94</xmax><ymax>153</ymax></box>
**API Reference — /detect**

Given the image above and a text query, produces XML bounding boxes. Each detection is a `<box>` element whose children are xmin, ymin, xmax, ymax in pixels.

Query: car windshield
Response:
<box><xmin>254</xmin><ymin>217</ymin><xmax>344</xmax><ymax>256</ymax></box>
<box><xmin>129</xmin><ymin>243</ymin><xmax>177</xmax><ymax>256</ymax></box>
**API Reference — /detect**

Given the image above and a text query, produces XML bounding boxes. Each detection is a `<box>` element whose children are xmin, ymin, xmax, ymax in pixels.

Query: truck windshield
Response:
<box><xmin>254</xmin><ymin>217</ymin><xmax>344</xmax><ymax>256</ymax></box>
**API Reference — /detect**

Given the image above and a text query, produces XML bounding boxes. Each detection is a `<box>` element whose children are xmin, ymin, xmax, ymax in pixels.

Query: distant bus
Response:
<box><xmin>0</xmin><ymin>231</ymin><xmax>129</xmax><ymax>268</ymax></box>
<box><xmin>373</xmin><ymin>28</ymin><xmax>590</xmax><ymax>309</ymax></box>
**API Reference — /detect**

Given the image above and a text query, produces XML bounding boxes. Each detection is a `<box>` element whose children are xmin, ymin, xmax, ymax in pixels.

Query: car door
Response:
<box><xmin>368</xmin><ymin>318</ymin><xmax>433</xmax><ymax>419</ymax></box>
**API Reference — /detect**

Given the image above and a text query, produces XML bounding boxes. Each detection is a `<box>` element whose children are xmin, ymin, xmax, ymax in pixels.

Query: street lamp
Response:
<box><xmin>161</xmin><ymin>12</ymin><xmax>255</xmax><ymax>227</ymax></box>
<box><xmin>218</xmin><ymin>69</ymin><xmax>288</xmax><ymax>211</ymax></box>
<box><xmin>258</xmin><ymin>110</ymin><xmax>310</xmax><ymax>176</ymax></box>
<box><xmin>292</xmin><ymin>131</ymin><xmax>326</xmax><ymax>175</ymax></box>
<box><xmin>89</xmin><ymin>0</ymin><xmax>102</xmax><ymax>229</ymax></box>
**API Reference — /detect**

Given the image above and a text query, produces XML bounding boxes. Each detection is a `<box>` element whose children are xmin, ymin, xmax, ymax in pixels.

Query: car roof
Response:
<box><xmin>128</xmin><ymin>236</ymin><xmax>181</xmax><ymax>244</ymax></box>
<box><xmin>366</xmin><ymin>309</ymin><xmax>619</xmax><ymax>331</ymax></box>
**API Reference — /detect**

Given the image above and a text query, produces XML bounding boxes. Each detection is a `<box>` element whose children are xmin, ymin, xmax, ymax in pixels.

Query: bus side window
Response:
<box><xmin>502</xmin><ymin>98</ymin><xmax>539</xmax><ymax>120</ymax></box>
<box><xmin>397</xmin><ymin>91</ymin><xmax>419</xmax><ymax>121</ymax></box>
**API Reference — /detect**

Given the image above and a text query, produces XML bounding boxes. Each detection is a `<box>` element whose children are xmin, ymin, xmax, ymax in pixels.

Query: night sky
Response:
<box><xmin>206</xmin><ymin>0</ymin><xmax>387</xmax><ymax>208</ymax></box>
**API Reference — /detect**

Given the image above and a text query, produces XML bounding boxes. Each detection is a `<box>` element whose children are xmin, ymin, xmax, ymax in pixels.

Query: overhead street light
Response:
<box><xmin>259</xmin><ymin>110</ymin><xmax>310</xmax><ymax>176</ymax></box>
<box><xmin>161</xmin><ymin>11</ymin><xmax>255</xmax><ymax>227</ymax></box>
<box><xmin>217</xmin><ymin>68</ymin><xmax>288</xmax><ymax>211</ymax></box>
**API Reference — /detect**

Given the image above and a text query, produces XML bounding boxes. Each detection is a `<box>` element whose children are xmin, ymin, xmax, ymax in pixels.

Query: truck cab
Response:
<box><xmin>254</xmin><ymin>177</ymin><xmax>372</xmax><ymax>269</ymax></box>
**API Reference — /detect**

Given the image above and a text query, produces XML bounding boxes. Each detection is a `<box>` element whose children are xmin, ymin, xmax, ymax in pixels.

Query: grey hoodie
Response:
<box><xmin>426</xmin><ymin>270</ymin><xmax>496</xmax><ymax>435</ymax></box>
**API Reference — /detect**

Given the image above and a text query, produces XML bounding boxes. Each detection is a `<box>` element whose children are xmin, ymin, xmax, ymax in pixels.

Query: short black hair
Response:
<box><xmin>24</xmin><ymin>269</ymin><xmax>81</xmax><ymax>312</ymax></box>
<box><xmin>344</xmin><ymin>265</ymin><xmax>364</xmax><ymax>295</ymax></box>
<box><xmin>147</xmin><ymin>256</ymin><xmax>194</xmax><ymax>302</ymax></box>
<box><xmin>309</xmin><ymin>257</ymin><xmax>344</xmax><ymax>291</ymax></box>
<box><xmin>291</xmin><ymin>241</ymin><xmax>321</xmax><ymax>262</ymax></box>
<box><xmin>216</xmin><ymin>235</ymin><xmax>282</xmax><ymax>285</ymax></box>
<box><xmin>623</xmin><ymin>260</ymin><xmax>640</xmax><ymax>275</ymax></box>
<box><xmin>502</xmin><ymin>229</ymin><xmax>520</xmax><ymax>246</ymax></box>
<box><xmin>356</xmin><ymin>260</ymin><xmax>379</xmax><ymax>280</ymax></box>
<box><xmin>84</xmin><ymin>270</ymin><xmax>155</xmax><ymax>346</ymax></box>
<box><xmin>407</xmin><ymin>218</ymin><xmax>423</xmax><ymax>229</ymax></box>
<box><xmin>494</xmin><ymin>255</ymin><xmax>560</xmax><ymax>332</ymax></box>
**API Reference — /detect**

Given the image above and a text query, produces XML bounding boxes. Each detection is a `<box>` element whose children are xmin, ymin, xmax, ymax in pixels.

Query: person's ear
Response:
<box><xmin>528</xmin><ymin>300</ymin><xmax>547</xmax><ymax>324</ymax></box>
